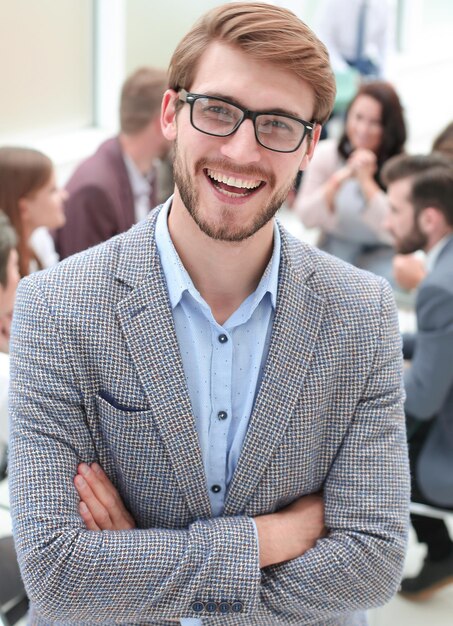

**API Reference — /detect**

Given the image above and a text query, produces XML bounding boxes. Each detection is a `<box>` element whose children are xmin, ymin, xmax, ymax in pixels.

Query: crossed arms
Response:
<box><xmin>74</xmin><ymin>461</ymin><xmax>326</xmax><ymax>568</ymax></box>
<box><xmin>9</xmin><ymin>274</ymin><xmax>410</xmax><ymax>624</ymax></box>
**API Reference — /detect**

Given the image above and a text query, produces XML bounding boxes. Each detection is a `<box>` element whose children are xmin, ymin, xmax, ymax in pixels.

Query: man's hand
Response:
<box><xmin>74</xmin><ymin>463</ymin><xmax>136</xmax><ymax>530</ymax></box>
<box><xmin>74</xmin><ymin>464</ymin><xmax>325</xmax><ymax>568</ymax></box>
<box><xmin>393</xmin><ymin>254</ymin><xmax>426</xmax><ymax>291</ymax></box>
<box><xmin>254</xmin><ymin>493</ymin><xmax>326</xmax><ymax>568</ymax></box>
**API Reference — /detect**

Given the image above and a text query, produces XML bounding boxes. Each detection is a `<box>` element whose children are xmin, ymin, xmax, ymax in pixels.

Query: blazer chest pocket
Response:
<box><xmin>94</xmin><ymin>393</ymin><xmax>188</xmax><ymax>526</ymax></box>
<box><xmin>95</xmin><ymin>393</ymin><xmax>159</xmax><ymax>466</ymax></box>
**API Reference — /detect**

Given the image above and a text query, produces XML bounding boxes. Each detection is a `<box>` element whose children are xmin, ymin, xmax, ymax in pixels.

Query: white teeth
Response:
<box><xmin>217</xmin><ymin>188</ymin><xmax>247</xmax><ymax>198</ymax></box>
<box><xmin>207</xmin><ymin>169</ymin><xmax>261</xmax><ymax>189</ymax></box>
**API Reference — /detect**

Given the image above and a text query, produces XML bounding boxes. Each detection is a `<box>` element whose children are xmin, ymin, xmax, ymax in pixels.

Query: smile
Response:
<box><xmin>205</xmin><ymin>168</ymin><xmax>265</xmax><ymax>198</ymax></box>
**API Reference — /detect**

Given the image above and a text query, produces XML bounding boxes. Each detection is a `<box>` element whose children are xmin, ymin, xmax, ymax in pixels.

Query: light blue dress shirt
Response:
<box><xmin>154</xmin><ymin>199</ymin><xmax>280</xmax><ymax>623</ymax></box>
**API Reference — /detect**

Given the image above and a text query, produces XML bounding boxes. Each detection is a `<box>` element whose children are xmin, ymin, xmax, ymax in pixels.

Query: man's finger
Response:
<box><xmin>77</xmin><ymin>463</ymin><xmax>135</xmax><ymax>529</ymax></box>
<box><xmin>74</xmin><ymin>474</ymin><xmax>113</xmax><ymax>530</ymax></box>
<box><xmin>79</xmin><ymin>501</ymin><xmax>101</xmax><ymax>531</ymax></box>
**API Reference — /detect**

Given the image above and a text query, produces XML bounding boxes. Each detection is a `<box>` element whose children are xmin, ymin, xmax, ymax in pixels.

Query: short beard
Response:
<box><xmin>396</xmin><ymin>221</ymin><xmax>428</xmax><ymax>254</ymax></box>
<box><xmin>172</xmin><ymin>142</ymin><xmax>293</xmax><ymax>242</ymax></box>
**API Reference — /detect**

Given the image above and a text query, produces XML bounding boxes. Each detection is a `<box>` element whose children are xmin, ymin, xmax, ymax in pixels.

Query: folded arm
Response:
<box><xmin>9</xmin><ymin>277</ymin><xmax>262</xmax><ymax>623</ymax></box>
<box><xmin>10</xmin><ymin>276</ymin><xmax>326</xmax><ymax>623</ymax></box>
<box><xmin>254</xmin><ymin>281</ymin><xmax>410</xmax><ymax>622</ymax></box>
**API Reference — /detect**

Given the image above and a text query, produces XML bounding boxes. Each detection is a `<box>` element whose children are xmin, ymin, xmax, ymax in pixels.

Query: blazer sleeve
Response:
<box><xmin>254</xmin><ymin>280</ymin><xmax>410</xmax><ymax>622</ymax></box>
<box><xmin>404</xmin><ymin>283</ymin><xmax>453</xmax><ymax>419</ymax></box>
<box><xmin>9</xmin><ymin>277</ymin><xmax>261</xmax><ymax>623</ymax></box>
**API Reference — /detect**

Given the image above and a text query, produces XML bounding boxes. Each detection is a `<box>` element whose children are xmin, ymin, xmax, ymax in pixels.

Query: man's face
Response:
<box><xmin>163</xmin><ymin>42</ymin><xmax>319</xmax><ymax>242</ymax></box>
<box><xmin>386</xmin><ymin>177</ymin><xmax>428</xmax><ymax>254</ymax></box>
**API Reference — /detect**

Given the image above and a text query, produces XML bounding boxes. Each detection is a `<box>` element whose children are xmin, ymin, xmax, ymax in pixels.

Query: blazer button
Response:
<box><xmin>231</xmin><ymin>600</ymin><xmax>244</xmax><ymax>613</ymax></box>
<box><xmin>191</xmin><ymin>600</ymin><xmax>204</xmax><ymax>613</ymax></box>
<box><xmin>219</xmin><ymin>601</ymin><xmax>231</xmax><ymax>614</ymax></box>
<box><xmin>205</xmin><ymin>600</ymin><xmax>217</xmax><ymax>613</ymax></box>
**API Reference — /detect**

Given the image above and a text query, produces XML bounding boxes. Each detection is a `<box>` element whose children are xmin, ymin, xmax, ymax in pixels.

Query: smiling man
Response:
<box><xmin>9</xmin><ymin>3</ymin><xmax>409</xmax><ymax>625</ymax></box>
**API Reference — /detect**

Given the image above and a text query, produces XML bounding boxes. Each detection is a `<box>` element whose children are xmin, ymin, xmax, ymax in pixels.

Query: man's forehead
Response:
<box><xmin>188</xmin><ymin>41</ymin><xmax>315</xmax><ymax>120</ymax></box>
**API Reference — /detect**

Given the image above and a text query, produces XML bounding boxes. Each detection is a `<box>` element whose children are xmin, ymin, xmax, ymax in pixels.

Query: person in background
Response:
<box><xmin>383</xmin><ymin>153</ymin><xmax>453</xmax><ymax>600</ymax></box>
<box><xmin>0</xmin><ymin>147</ymin><xmax>67</xmax><ymax>277</ymax></box>
<box><xmin>294</xmin><ymin>80</ymin><xmax>405</xmax><ymax>283</ymax></box>
<box><xmin>315</xmin><ymin>0</ymin><xmax>393</xmax><ymax>80</ymax></box>
<box><xmin>54</xmin><ymin>67</ymin><xmax>171</xmax><ymax>260</ymax></box>
<box><xmin>0</xmin><ymin>211</ymin><xmax>20</xmax><ymax>477</ymax></box>
<box><xmin>391</xmin><ymin>120</ymin><xmax>453</xmax><ymax>292</ymax></box>
<box><xmin>432</xmin><ymin>120</ymin><xmax>453</xmax><ymax>160</ymax></box>
<box><xmin>9</xmin><ymin>3</ymin><xmax>409</xmax><ymax>624</ymax></box>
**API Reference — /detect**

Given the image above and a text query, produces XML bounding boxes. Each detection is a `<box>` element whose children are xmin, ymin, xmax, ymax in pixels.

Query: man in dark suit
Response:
<box><xmin>384</xmin><ymin>154</ymin><xmax>453</xmax><ymax>600</ymax></box>
<box><xmin>55</xmin><ymin>67</ymin><xmax>171</xmax><ymax>259</ymax></box>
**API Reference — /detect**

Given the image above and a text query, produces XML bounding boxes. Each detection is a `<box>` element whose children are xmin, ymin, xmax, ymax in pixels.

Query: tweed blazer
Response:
<box><xmin>9</xmin><ymin>207</ymin><xmax>410</xmax><ymax>625</ymax></box>
<box><xmin>404</xmin><ymin>235</ymin><xmax>453</xmax><ymax>507</ymax></box>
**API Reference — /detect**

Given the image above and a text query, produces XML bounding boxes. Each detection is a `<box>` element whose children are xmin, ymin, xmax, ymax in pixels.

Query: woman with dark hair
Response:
<box><xmin>294</xmin><ymin>80</ymin><xmax>406</xmax><ymax>281</ymax></box>
<box><xmin>432</xmin><ymin>121</ymin><xmax>453</xmax><ymax>160</ymax></box>
<box><xmin>0</xmin><ymin>146</ymin><xmax>67</xmax><ymax>277</ymax></box>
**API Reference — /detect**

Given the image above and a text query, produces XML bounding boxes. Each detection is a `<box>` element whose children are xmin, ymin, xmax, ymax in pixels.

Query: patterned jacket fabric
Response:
<box><xmin>9</xmin><ymin>207</ymin><xmax>410</xmax><ymax>625</ymax></box>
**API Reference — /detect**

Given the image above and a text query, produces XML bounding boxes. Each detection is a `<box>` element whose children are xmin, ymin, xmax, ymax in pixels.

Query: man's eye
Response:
<box><xmin>203</xmin><ymin>105</ymin><xmax>233</xmax><ymax>117</ymax></box>
<box><xmin>271</xmin><ymin>119</ymin><xmax>291</xmax><ymax>130</ymax></box>
<box><xmin>258</xmin><ymin>118</ymin><xmax>293</xmax><ymax>134</ymax></box>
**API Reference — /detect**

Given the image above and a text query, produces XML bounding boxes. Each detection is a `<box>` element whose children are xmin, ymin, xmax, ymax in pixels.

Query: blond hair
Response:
<box><xmin>168</xmin><ymin>2</ymin><xmax>336</xmax><ymax>124</ymax></box>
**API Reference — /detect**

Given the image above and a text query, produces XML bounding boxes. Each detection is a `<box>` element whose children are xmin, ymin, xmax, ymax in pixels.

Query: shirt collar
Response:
<box><xmin>123</xmin><ymin>153</ymin><xmax>153</xmax><ymax>198</ymax></box>
<box><xmin>426</xmin><ymin>234</ymin><xmax>453</xmax><ymax>273</ymax></box>
<box><xmin>155</xmin><ymin>198</ymin><xmax>280</xmax><ymax>312</ymax></box>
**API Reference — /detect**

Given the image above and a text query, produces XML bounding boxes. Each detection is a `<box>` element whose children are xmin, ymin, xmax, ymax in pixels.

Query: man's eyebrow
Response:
<box><xmin>202</xmin><ymin>91</ymin><xmax>309</xmax><ymax>121</ymax></box>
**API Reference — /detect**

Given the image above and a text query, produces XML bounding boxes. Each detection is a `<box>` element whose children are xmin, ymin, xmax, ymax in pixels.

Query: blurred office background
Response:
<box><xmin>1</xmin><ymin>1</ymin><xmax>453</xmax><ymax>625</ymax></box>
<box><xmin>1</xmin><ymin>0</ymin><xmax>452</xmax><ymax>184</ymax></box>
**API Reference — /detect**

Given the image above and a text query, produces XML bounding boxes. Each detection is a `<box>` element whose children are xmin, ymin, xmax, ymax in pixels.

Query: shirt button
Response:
<box><xmin>191</xmin><ymin>600</ymin><xmax>204</xmax><ymax>613</ymax></box>
<box><xmin>211</xmin><ymin>484</ymin><xmax>222</xmax><ymax>493</ymax></box>
<box><xmin>218</xmin><ymin>333</ymin><xmax>228</xmax><ymax>344</ymax></box>
<box><xmin>218</xmin><ymin>410</ymin><xmax>228</xmax><ymax>420</ymax></box>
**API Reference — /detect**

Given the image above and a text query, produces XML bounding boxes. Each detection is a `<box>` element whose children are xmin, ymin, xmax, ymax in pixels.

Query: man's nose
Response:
<box><xmin>220</xmin><ymin>118</ymin><xmax>261</xmax><ymax>163</ymax></box>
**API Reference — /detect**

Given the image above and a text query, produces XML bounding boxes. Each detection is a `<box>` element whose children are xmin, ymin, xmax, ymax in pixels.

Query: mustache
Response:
<box><xmin>195</xmin><ymin>157</ymin><xmax>276</xmax><ymax>186</ymax></box>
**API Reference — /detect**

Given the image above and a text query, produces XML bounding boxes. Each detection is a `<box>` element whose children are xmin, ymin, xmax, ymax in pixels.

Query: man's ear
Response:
<box><xmin>161</xmin><ymin>89</ymin><xmax>179</xmax><ymax>141</ymax></box>
<box><xmin>298</xmin><ymin>123</ymin><xmax>322</xmax><ymax>172</ymax></box>
<box><xmin>419</xmin><ymin>206</ymin><xmax>444</xmax><ymax>235</ymax></box>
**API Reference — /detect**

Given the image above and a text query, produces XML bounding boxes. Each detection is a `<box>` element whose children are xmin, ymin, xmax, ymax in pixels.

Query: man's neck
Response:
<box><xmin>425</xmin><ymin>227</ymin><xmax>453</xmax><ymax>254</ymax></box>
<box><xmin>168</xmin><ymin>194</ymin><xmax>275</xmax><ymax>325</ymax></box>
<box><xmin>119</xmin><ymin>133</ymin><xmax>156</xmax><ymax>175</ymax></box>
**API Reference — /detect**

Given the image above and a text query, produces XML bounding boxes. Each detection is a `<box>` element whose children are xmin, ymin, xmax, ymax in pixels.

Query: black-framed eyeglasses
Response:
<box><xmin>178</xmin><ymin>89</ymin><xmax>315</xmax><ymax>154</ymax></box>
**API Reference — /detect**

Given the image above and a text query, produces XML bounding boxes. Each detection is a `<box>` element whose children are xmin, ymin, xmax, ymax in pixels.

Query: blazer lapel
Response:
<box><xmin>115</xmin><ymin>212</ymin><xmax>211</xmax><ymax>520</ymax></box>
<box><xmin>225</xmin><ymin>229</ymin><xmax>326</xmax><ymax>515</ymax></box>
